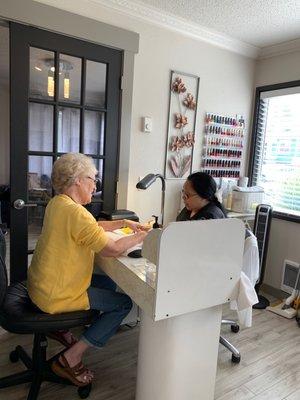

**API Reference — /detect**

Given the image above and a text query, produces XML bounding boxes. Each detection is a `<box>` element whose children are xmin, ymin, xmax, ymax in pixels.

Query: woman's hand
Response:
<box><xmin>124</xmin><ymin>219</ymin><xmax>151</xmax><ymax>232</ymax></box>
<box><xmin>100</xmin><ymin>229</ymin><xmax>148</xmax><ymax>257</ymax></box>
<box><xmin>133</xmin><ymin>230</ymin><xmax>148</xmax><ymax>242</ymax></box>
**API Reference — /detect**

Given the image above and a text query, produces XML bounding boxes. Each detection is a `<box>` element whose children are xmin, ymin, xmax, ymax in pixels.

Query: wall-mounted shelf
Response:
<box><xmin>201</xmin><ymin>113</ymin><xmax>245</xmax><ymax>178</ymax></box>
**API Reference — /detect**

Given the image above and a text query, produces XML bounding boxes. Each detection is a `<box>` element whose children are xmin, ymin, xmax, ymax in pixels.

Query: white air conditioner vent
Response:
<box><xmin>281</xmin><ymin>260</ymin><xmax>300</xmax><ymax>294</ymax></box>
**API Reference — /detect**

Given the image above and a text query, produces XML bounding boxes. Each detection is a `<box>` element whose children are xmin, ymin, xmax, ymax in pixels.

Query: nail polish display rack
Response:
<box><xmin>201</xmin><ymin>113</ymin><xmax>245</xmax><ymax>178</ymax></box>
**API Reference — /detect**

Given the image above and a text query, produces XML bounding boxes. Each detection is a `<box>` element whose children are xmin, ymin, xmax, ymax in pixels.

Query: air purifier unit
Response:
<box><xmin>281</xmin><ymin>260</ymin><xmax>300</xmax><ymax>294</ymax></box>
<box><xmin>267</xmin><ymin>260</ymin><xmax>300</xmax><ymax>319</ymax></box>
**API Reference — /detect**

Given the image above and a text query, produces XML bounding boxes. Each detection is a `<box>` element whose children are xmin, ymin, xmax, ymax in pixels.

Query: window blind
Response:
<box><xmin>252</xmin><ymin>98</ymin><xmax>268</xmax><ymax>186</ymax></box>
<box><xmin>252</xmin><ymin>91</ymin><xmax>300</xmax><ymax>218</ymax></box>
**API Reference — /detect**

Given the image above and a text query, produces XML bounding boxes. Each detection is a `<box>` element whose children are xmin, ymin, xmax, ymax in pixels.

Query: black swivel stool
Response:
<box><xmin>0</xmin><ymin>229</ymin><xmax>98</xmax><ymax>399</ymax></box>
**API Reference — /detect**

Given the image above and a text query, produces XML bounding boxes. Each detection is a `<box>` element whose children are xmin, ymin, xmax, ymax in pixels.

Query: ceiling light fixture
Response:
<box><xmin>63</xmin><ymin>72</ymin><xmax>70</xmax><ymax>99</ymax></box>
<box><xmin>43</xmin><ymin>58</ymin><xmax>73</xmax><ymax>99</ymax></box>
<box><xmin>47</xmin><ymin>72</ymin><xmax>54</xmax><ymax>97</ymax></box>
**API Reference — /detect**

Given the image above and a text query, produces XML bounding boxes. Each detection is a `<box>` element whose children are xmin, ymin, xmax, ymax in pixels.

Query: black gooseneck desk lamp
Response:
<box><xmin>136</xmin><ymin>173</ymin><xmax>166</xmax><ymax>227</ymax></box>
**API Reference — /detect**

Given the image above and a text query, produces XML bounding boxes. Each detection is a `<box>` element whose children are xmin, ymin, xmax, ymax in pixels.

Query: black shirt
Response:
<box><xmin>176</xmin><ymin>202</ymin><xmax>226</xmax><ymax>221</ymax></box>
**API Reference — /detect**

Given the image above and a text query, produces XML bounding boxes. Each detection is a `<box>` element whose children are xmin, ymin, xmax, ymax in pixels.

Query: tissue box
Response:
<box><xmin>231</xmin><ymin>188</ymin><xmax>264</xmax><ymax>212</ymax></box>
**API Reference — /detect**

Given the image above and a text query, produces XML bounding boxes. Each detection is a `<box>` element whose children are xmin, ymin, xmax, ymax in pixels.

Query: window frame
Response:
<box><xmin>248</xmin><ymin>80</ymin><xmax>300</xmax><ymax>224</ymax></box>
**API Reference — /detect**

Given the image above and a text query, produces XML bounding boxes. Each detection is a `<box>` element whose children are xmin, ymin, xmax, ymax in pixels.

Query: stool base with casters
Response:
<box><xmin>220</xmin><ymin>319</ymin><xmax>241</xmax><ymax>363</ymax></box>
<box><xmin>0</xmin><ymin>228</ymin><xmax>97</xmax><ymax>399</ymax></box>
<box><xmin>0</xmin><ymin>333</ymin><xmax>91</xmax><ymax>400</ymax></box>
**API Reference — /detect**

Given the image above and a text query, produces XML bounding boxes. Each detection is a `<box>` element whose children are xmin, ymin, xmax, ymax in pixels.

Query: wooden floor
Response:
<box><xmin>0</xmin><ymin>304</ymin><xmax>299</xmax><ymax>400</ymax></box>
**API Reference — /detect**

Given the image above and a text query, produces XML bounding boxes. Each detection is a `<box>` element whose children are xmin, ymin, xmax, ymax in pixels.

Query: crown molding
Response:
<box><xmin>36</xmin><ymin>0</ymin><xmax>300</xmax><ymax>60</ymax></box>
<box><xmin>90</xmin><ymin>0</ymin><xmax>259</xmax><ymax>59</ymax></box>
<box><xmin>259</xmin><ymin>38</ymin><xmax>300</xmax><ymax>59</ymax></box>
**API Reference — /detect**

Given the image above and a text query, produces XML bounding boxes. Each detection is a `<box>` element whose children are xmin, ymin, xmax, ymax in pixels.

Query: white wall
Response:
<box><xmin>127</xmin><ymin>22</ymin><xmax>255</xmax><ymax>224</ymax></box>
<box><xmin>35</xmin><ymin>0</ymin><xmax>255</xmax><ymax>224</ymax></box>
<box><xmin>255</xmin><ymin>52</ymin><xmax>300</xmax><ymax>86</ymax></box>
<box><xmin>255</xmin><ymin>51</ymin><xmax>300</xmax><ymax>292</ymax></box>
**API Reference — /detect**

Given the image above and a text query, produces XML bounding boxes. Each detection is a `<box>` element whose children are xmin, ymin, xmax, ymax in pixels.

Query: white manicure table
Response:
<box><xmin>94</xmin><ymin>218</ymin><xmax>244</xmax><ymax>400</ymax></box>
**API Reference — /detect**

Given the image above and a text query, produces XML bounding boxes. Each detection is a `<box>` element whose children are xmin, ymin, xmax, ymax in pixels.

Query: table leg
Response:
<box><xmin>136</xmin><ymin>305</ymin><xmax>222</xmax><ymax>400</ymax></box>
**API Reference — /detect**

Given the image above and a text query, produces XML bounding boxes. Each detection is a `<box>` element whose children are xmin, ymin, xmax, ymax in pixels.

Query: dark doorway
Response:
<box><xmin>10</xmin><ymin>22</ymin><xmax>122</xmax><ymax>282</ymax></box>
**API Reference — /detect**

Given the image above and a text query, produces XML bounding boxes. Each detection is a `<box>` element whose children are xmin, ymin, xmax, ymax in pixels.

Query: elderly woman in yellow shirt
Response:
<box><xmin>27</xmin><ymin>153</ymin><xmax>148</xmax><ymax>387</ymax></box>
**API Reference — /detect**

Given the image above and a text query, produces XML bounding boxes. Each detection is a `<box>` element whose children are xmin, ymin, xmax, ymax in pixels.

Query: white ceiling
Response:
<box><xmin>134</xmin><ymin>0</ymin><xmax>300</xmax><ymax>48</ymax></box>
<box><xmin>1</xmin><ymin>0</ymin><xmax>300</xmax><ymax>63</ymax></box>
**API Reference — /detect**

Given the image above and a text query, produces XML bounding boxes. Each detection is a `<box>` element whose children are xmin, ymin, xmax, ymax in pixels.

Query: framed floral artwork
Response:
<box><xmin>164</xmin><ymin>70</ymin><xmax>200</xmax><ymax>179</ymax></box>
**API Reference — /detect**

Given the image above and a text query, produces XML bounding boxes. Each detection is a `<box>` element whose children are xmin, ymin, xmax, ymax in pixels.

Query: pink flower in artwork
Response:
<box><xmin>167</xmin><ymin>73</ymin><xmax>198</xmax><ymax>178</ymax></box>
<box><xmin>183</xmin><ymin>132</ymin><xmax>195</xmax><ymax>147</ymax></box>
<box><xmin>175</xmin><ymin>113</ymin><xmax>188</xmax><ymax>129</ymax></box>
<box><xmin>171</xmin><ymin>77</ymin><xmax>187</xmax><ymax>94</ymax></box>
<box><xmin>169</xmin><ymin>154</ymin><xmax>192</xmax><ymax>178</ymax></box>
<box><xmin>183</xmin><ymin>93</ymin><xmax>196</xmax><ymax>110</ymax></box>
<box><xmin>170</xmin><ymin>136</ymin><xmax>184</xmax><ymax>152</ymax></box>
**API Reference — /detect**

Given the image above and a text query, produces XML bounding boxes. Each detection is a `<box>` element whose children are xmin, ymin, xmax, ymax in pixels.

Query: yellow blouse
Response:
<box><xmin>27</xmin><ymin>194</ymin><xmax>108</xmax><ymax>314</ymax></box>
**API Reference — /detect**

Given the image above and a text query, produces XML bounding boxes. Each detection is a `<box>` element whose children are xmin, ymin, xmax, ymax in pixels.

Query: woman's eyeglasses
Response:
<box><xmin>86</xmin><ymin>176</ymin><xmax>100</xmax><ymax>185</ymax></box>
<box><xmin>181</xmin><ymin>189</ymin><xmax>198</xmax><ymax>200</ymax></box>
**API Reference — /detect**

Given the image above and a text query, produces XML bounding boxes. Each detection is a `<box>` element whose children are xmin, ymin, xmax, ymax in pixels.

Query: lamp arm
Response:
<box><xmin>155</xmin><ymin>174</ymin><xmax>165</xmax><ymax>226</ymax></box>
<box><xmin>155</xmin><ymin>174</ymin><xmax>166</xmax><ymax>191</ymax></box>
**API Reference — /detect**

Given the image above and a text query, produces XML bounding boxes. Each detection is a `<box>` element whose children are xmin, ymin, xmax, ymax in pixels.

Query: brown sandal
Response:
<box><xmin>47</xmin><ymin>330</ymin><xmax>78</xmax><ymax>348</ymax></box>
<box><xmin>51</xmin><ymin>354</ymin><xmax>92</xmax><ymax>387</ymax></box>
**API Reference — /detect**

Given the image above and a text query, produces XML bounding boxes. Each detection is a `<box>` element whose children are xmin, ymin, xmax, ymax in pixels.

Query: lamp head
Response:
<box><xmin>136</xmin><ymin>174</ymin><xmax>157</xmax><ymax>190</ymax></box>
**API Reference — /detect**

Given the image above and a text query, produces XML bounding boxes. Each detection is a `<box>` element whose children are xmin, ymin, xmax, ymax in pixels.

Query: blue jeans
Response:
<box><xmin>81</xmin><ymin>274</ymin><xmax>132</xmax><ymax>348</ymax></box>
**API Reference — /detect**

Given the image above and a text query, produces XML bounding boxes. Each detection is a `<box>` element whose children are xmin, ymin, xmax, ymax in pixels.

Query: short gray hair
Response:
<box><xmin>51</xmin><ymin>153</ymin><xmax>97</xmax><ymax>193</ymax></box>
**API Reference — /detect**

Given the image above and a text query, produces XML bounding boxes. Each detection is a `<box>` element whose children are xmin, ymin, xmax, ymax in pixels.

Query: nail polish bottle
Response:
<box><xmin>152</xmin><ymin>215</ymin><xmax>159</xmax><ymax>229</ymax></box>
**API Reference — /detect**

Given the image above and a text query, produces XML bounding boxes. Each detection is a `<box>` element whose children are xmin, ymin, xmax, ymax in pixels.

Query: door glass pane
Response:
<box><xmin>30</xmin><ymin>47</ymin><xmax>55</xmax><ymax>100</ymax></box>
<box><xmin>84</xmin><ymin>111</ymin><xmax>105</xmax><ymax>155</ymax></box>
<box><xmin>28</xmin><ymin>156</ymin><xmax>53</xmax><ymax>203</ymax></box>
<box><xmin>85</xmin><ymin>159</ymin><xmax>103</xmax><ymax>219</ymax></box>
<box><xmin>85</xmin><ymin>60</ymin><xmax>106</xmax><ymax>107</ymax></box>
<box><xmin>28</xmin><ymin>254</ymin><xmax>34</xmax><ymax>268</ymax></box>
<box><xmin>28</xmin><ymin>156</ymin><xmax>53</xmax><ymax>253</ymax></box>
<box><xmin>93</xmin><ymin>158</ymin><xmax>104</xmax><ymax>196</ymax></box>
<box><xmin>57</xmin><ymin>107</ymin><xmax>80</xmax><ymax>153</ymax></box>
<box><xmin>28</xmin><ymin>206</ymin><xmax>46</xmax><ymax>253</ymax></box>
<box><xmin>29</xmin><ymin>103</ymin><xmax>53</xmax><ymax>151</ymax></box>
<box><xmin>59</xmin><ymin>54</ymin><xmax>81</xmax><ymax>103</ymax></box>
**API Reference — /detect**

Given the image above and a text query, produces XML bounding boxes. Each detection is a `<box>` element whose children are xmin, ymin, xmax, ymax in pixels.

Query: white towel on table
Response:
<box><xmin>230</xmin><ymin>272</ymin><xmax>258</xmax><ymax>327</ymax></box>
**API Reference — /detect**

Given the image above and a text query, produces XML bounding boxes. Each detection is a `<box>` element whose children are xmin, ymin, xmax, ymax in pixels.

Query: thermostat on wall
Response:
<box><xmin>142</xmin><ymin>117</ymin><xmax>152</xmax><ymax>133</ymax></box>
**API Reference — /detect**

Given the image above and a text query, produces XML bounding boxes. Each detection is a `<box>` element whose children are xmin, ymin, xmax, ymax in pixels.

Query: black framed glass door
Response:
<box><xmin>10</xmin><ymin>22</ymin><xmax>122</xmax><ymax>282</ymax></box>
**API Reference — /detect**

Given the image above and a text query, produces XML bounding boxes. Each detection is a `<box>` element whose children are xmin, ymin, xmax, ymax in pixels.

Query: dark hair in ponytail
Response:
<box><xmin>187</xmin><ymin>172</ymin><xmax>227</xmax><ymax>216</ymax></box>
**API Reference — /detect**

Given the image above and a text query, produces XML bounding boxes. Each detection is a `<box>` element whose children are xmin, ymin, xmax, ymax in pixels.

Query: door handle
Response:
<box><xmin>13</xmin><ymin>199</ymin><xmax>38</xmax><ymax>210</ymax></box>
